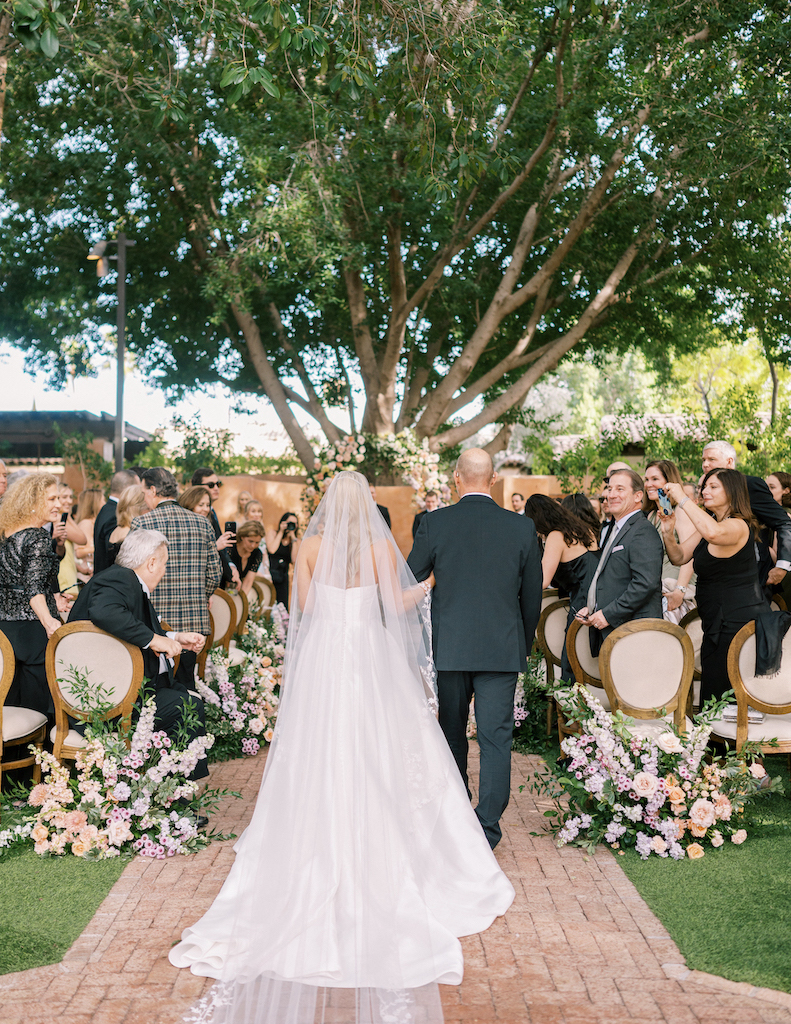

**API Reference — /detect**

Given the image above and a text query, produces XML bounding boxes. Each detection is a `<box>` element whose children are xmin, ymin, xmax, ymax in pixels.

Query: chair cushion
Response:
<box><xmin>710</xmin><ymin>712</ymin><xmax>791</xmax><ymax>744</ymax></box>
<box><xmin>3</xmin><ymin>706</ymin><xmax>47</xmax><ymax>743</ymax></box>
<box><xmin>624</xmin><ymin>716</ymin><xmax>693</xmax><ymax>742</ymax></box>
<box><xmin>228</xmin><ymin>642</ymin><xmax>247</xmax><ymax>667</ymax></box>
<box><xmin>49</xmin><ymin>726</ymin><xmax>88</xmax><ymax>748</ymax></box>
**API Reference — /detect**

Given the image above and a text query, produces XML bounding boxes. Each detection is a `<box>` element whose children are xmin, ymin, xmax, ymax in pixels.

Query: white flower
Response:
<box><xmin>249</xmin><ymin>717</ymin><xmax>264</xmax><ymax>735</ymax></box>
<box><xmin>632</xmin><ymin>772</ymin><xmax>659</xmax><ymax>799</ymax></box>
<box><xmin>656</xmin><ymin>732</ymin><xmax>684</xmax><ymax>754</ymax></box>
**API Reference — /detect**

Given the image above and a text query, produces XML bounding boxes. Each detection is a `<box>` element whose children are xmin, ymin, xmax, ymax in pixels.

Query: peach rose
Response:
<box><xmin>633</xmin><ymin>773</ymin><xmax>659</xmax><ymax>799</ymax></box>
<box><xmin>731</xmin><ymin>829</ymin><xmax>747</xmax><ymax>845</ymax></box>
<box><xmin>689</xmin><ymin>798</ymin><xmax>716</xmax><ymax>829</ymax></box>
<box><xmin>650</xmin><ymin>836</ymin><xmax>667</xmax><ymax>854</ymax></box>
<box><xmin>264</xmin><ymin>728</ymin><xmax>274</xmax><ymax>743</ymax></box>
<box><xmin>749</xmin><ymin>762</ymin><xmax>767</xmax><ymax>779</ymax></box>
<box><xmin>686</xmin><ymin>843</ymin><xmax>705</xmax><ymax>859</ymax></box>
<box><xmin>664</xmin><ymin>773</ymin><xmax>679</xmax><ymax>788</ymax></box>
<box><xmin>261</xmin><ymin>656</ymin><xmax>272</xmax><ymax>667</ymax></box>
<box><xmin>31</xmin><ymin>823</ymin><xmax>49</xmax><ymax>843</ymax></box>
<box><xmin>34</xmin><ymin>839</ymin><xmax>50</xmax><ymax>855</ymax></box>
<box><xmin>670</xmin><ymin>802</ymin><xmax>687</xmax><ymax>816</ymax></box>
<box><xmin>713</xmin><ymin>795</ymin><xmax>732</xmax><ymax>821</ymax></box>
<box><xmin>667</xmin><ymin>786</ymin><xmax>685</xmax><ymax>805</ymax></box>
<box><xmin>70</xmin><ymin>839</ymin><xmax>88</xmax><ymax>857</ymax></box>
<box><xmin>710</xmin><ymin>830</ymin><xmax>724</xmax><ymax>848</ymax></box>
<box><xmin>688</xmin><ymin>822</ymin><xmax>707</xmax><ymax>838</ymax></box>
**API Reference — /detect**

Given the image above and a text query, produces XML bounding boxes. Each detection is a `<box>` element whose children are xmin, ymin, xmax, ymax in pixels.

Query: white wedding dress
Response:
<box><xmin>169</xmin><ymin>474</ymin><xmax>514</xmax><ymax>1024</ymax></box>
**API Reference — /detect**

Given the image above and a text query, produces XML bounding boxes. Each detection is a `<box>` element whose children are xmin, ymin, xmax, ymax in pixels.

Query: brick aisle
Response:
<box><xmin>1</xmin><ymin>748</ymin><xmax>790</xmax><ymax>1024</ymax></box>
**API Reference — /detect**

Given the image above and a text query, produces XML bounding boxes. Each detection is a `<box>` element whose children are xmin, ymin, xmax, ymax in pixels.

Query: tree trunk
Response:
<box><xmin>768</xmin><ymin>358</ymin><xmax>779</xmax><ymax>423</ymax></box>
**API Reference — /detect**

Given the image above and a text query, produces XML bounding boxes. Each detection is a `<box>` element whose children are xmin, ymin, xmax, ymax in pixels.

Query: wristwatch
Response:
<box><xmin>676</xmin><ymin>585</ymin><xmax>687</xmax><ymax>594</ymax></box>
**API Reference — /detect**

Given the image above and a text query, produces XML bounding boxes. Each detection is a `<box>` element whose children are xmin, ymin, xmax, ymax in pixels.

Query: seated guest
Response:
<box><xmin>73</xmin><ymin>488</ymin><xmax>105</xmax><ymax>579</ymax></box>
<box><xmin>524</xmin><ymin>494</ymin><xmax>598</xmax><ymax>680</ymax></box>
<box><xmin>511</xmin><ymin>492</ymin><xmax>526</xmax><ymax>515</ymax></box>
<box><xmin>576</xmin><ymin>468</ymin><xmax>663</xmax><ymax>656</ymax></box>
<box><xmin>412</xmin><ymin>490</ymin><xmax>440</xmax><ymax>539</ymax></box>
<box><xmin>68</xmin><ymin>529</ymin><xmax>210</xmax><ymax>783</ymax></box>
<box><xmin>228</xmin><ymin>522</ymin><xmax>265</xmax><ymax>594</ymax></box>
<box><xmin>0</xmin><ymin>473</ymin><xmax>63</xmax><ymax>714</ymax></box>
<box><xmin>107</xmin><ymin>484</ymin><xmax>148</xmax><ymax>564</ymax></box>
<box><xmin>94</xmin><ymin>470</ymin><xmax>140</xmax><ymax>574</ymax></box>
<box><xmin>766</xmin><ymin>471</ymin><xmax>791</xmax><ymax>510</ymax></box>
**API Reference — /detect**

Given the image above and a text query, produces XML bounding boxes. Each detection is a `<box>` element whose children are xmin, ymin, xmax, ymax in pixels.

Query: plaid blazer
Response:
<box><xmin>131</xmin><ymin>502</ymin><xmax>221</xmax><ymax>634</ymax></box>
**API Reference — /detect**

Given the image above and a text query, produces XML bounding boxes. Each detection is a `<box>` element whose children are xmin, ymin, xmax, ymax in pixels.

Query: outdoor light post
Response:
<box><xmin>87</xmin><ymin>233</ymin><xmax>136</xmax><ymax>472</ymax></box>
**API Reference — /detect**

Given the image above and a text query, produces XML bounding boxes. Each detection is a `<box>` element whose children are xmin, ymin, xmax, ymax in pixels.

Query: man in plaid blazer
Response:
<box><xmin>131</xmin><ymin>468</ymin><xmax>222</xmax><ymax>640</ymax></box>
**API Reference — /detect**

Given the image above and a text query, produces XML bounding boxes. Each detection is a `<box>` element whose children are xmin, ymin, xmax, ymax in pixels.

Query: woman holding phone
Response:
<box><xmin>643</xmin><ymin>459</ymin><xmax>696</xmax><ymax>623</ymax></box>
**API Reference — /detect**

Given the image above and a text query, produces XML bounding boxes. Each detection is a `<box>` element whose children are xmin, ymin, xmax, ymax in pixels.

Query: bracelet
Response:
<box><xmin>676</xmin><ymin>585</ymin><xmax>687</xmax><ymax>594</ymax></box>
<box><xmin>678</xmin><ymin>497</ymin><xmax>690</xmax><ymax>510</ymax></box>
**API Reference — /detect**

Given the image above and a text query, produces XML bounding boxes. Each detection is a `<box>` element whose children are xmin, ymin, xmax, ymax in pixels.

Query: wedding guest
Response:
<box><xmin>524</xmin><ymin>494</ymin><xmax>598</xmax><ymax>680</ymax></box>
<box><xmin>73</xmin><ymin>488</ymin><xmax>104</xmax><ymax>578</ymax></box>
<box><xmin>682</xmin><ymin>481</ymin><xmax>698</xmax><ymax>502</ymax></box>
<box><xmin>107</xmin><ymin>484</ymin><xmax>148</xmax><ymax>563</ymax></box>
<box><xmin>69</xmin><ymin>529</ymin><xmax>210</xmax><ymax>785</ymax></box>
<box><xmin>576</xmin><ymin>468</ymin><xmax>663</xmax><ymax>655</ymax></box>
<box><xmin>236</xmin><ymin>490</ymin><xmax>254</xmax><ymax>520</ymax></box>
<box><xmin>132</xmin><ymin>468</ymin><xmax>222</xmax><ymax>686</ymax></box>
<box><xmin>178</xmin><ymin>485</ymin><xmax>212</xmax><ymax>518</ymax></box>
<box><xmin>643</xmin><ymin>460</ymin><xmax>696</xmax><ymax>624</ymax></box>
<box><xmin>266</xmin><ymin>512</ymin><xmax>301</xmax><ymax>607</ymax></box>
<box><xmin>228</xmin><ymin>522</ymin><xmax>265</xmax><ymax>594</ymax></box>
<box><xmin>94</xmin><ymin>469</ymin><xmax>140</xmax><ymax>573</ymax></box>
<box><xmin>190</xmin><ymin>467</ymin><xmax>239</xmax><ymax>587</ymax></box>
<box><xmin>766</xmin><ymin>471</ymin><xmax>791</xmax><ymax>509</ymax></box>
<box><xmin>702</xmin><ymin>440</ymin><xmax>791</xmax><ymax>588</ymax></box>
<box><xmin>0</xmin><ymin>474</ymin><xmax>63</xmax><ymax>713</ymax></box>
<box><xmin>367</xmin><ymin>482</ymin><xmax>391</xmax><ymax>528</ymax></box>
<box><xmin>560</xmin><ymin>493</ymin><xmax>601</xmax><ymax>542</ymax></box>
<box><xmin>660</xmin><ymin>470</ymin><xmax>768</xmax><ymax>705</ymax></box>
<box><xmin>55</xmin><ymin>483</ymin><xmax>87</xmax><ymax>600</ymax></box>
<box><xmin>589</xmin><ymin>495</ymin><xmax>603</xmax><ymax>520</ymax></box>
<box><xmin>412</xmin><ymin>490</ymin><xmax>440</xmax><ymax>539</ymax></box>
<box><xmin>598</xmin><ymin>461</ymin><xmax>631</xmax><ymax>547</ymax></box>
<box><xmin>0</xmin><ymin>459</ymin><xmax>7</xmax><ymax>501</ymax></box>
<box><xmin>243</xmin><ymin>500</ymin><xmax>265</xmax><ymax>525</ymax></box>
<box><xmin>511</xmin><ymin>492</ymin><xmax>526</xmax><ymax>515</ymax></box>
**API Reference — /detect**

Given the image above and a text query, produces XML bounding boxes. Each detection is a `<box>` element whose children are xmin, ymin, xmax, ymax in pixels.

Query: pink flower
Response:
<box><xmin>713</xmin><ymin>795</ymin><xmax>732</xmax><ymax>821</ymax></box>
<box><xmin>28</xmin><ymin>784</ymin><xmax>49</xmax><ymax>806</ymax></box>
<box><xmin>731</xmin><ymin>829</ymin><xmax>747</xmax><ymax>845</ymax></box>
<box><xmin>107</xmin><ymin>819</ymin><xmax>133</xmax><ymax>847</ymax></box>
<box><xmin>632</xmin><ymin>773</ymin><xmax>659</xmax><ymax>799</ymax></box>
<box><xmin>689</xmin><ymin>799</ymin><xmax>716</xmax><ymax>830</ymax></box>
<box><xmin>64</xmin><ymin>810</ymin><xmax>88</xmax><ymax>831</ymax></box>
<box><xmin>749</xmin><ymin>762</ymin><xmax>767</xmax><ymax>779</ymax></box>
<box><xmin>650</xmin><ymin>836</ymin><xmax>667</xmax><ymax>854</ymax></box>
<box><xmin>710</xmin><ymin>830</ymin><xmax>724</xmax><ymax>848</ymax></box>
<box><xmin>31</xmin><ymin>823</ymin><xmax>49</xmax><ymax>843</ymax></box>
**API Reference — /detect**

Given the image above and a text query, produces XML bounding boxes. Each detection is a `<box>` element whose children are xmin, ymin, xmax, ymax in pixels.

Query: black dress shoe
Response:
<box><xmin>196</xmin><ymin>814</ymin><xmax>209</xmax><ymax>829</ymax></box>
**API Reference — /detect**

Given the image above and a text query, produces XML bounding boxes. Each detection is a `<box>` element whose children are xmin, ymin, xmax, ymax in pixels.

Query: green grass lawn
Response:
<box><xmin>0</xmin><ymin>848</ymin><xmax>127</xmax><ymax>975</ymax></box>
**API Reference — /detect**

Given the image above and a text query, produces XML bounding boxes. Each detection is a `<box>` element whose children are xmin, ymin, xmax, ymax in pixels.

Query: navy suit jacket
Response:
<box><xmin>407</xmin><ymin>494</ymin><xmax>542</xmax><ymax>672</ymax></box>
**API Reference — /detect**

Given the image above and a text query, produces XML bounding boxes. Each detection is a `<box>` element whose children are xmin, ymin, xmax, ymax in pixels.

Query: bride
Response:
<box><xmin>169</xmin><ymin>471</ymin><xmax>514</xmax><ymax>1023</ymax></box>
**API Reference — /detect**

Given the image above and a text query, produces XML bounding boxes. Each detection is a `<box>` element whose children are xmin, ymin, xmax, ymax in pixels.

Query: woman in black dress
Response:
<box><xmin>265</xmin><ymin>512</ymin><xmax>302</xmax><ymax>608</ymax></box>
<box><xmin>0</xmin><ymin>474</ymin><xmax>64</xmax><ymax>714</ymax></box>
<box><xmin>524</xmin><ymin>494</ymin><xmax>598</xmax><ymax>681</ymax></box>
<box><xmin>661</xmin><ymin>469</ymin><xmax>768</xmax><ymax>705</ymax></box>
<box><xmin>227</xmin><ymin>522</ymin><xmax>265</xmax><ymax>594</ymax></box>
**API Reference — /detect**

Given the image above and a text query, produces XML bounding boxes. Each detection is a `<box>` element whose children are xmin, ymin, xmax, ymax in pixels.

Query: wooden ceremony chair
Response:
<box><xmin>0</xmin><ymin>628</ymin><xmax>47</xmax><ymax>802</ymax></box>
<box><xmin>46</xmin><ymin>622</ymin><xmax>145</xmax><ymax>763</ymax></box>
<box><xmin>536</xmin><ymin>598</ymin><xmax>569</xmax><ymax>736</ymax></box>
<box><xmin>559</xmin><ymin>618</ymin><xmax>611</xmax><ymax>741</ymax></box>
<box><xmin>229</xmin><ymin>589</ymin><xmax>250</xmax><ymax>636</ymax></box>
<box><xmin>599</xmin><ymin>619</ymin><xmax>694</xmax><ymax>741</ymax></box>
<box><xmin>254</xmin><ymin>577</ymin><xmax>276</xmax><ymax>619</ymax></box>
<box><xmin>709</xmin><ymin>621</ymin><xmax>791</xmax><ymax>768</ymax></box>
<box><xmin>679</xmin><ymin>608</ymin><xmax>703</xmax><ymax>712</ymax></box>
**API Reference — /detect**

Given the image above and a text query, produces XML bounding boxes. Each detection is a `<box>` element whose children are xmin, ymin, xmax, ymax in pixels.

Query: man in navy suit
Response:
<box><xmin>408</xmin><ymin>448</ymin><xmax>542</xmax><ymax>849</ymax></box>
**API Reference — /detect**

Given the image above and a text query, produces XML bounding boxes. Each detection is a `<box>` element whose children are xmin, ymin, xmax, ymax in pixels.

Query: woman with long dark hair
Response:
<box><xmin>643</xmin><ymin>459</ymin><xmax>696</xmax><ymax>623</ymax></box>
<box><xmin>524</xmin><ymin>494</ymin><xmax>598</xmax><ymax>680</ymax></box>
<box><xmin>266</xmin><ymin>511</ymin><xmax>301</xmax><ymax>607</ymax></box>
<box><xmin>661</xmin><ymin>468</ymin><xmax>769</xmax><ymax>705</ymax></box>
<box><xmin>560</xmin><ymin>493</ymin><xmax>601</xmax><ymax>542</ymax></box>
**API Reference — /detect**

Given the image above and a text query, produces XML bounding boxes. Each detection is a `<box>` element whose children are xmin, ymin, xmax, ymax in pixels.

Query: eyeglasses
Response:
<box><xmin>205</xmin><ymin>480</ymin><xmax>222</xmax><ymax>488</ymax></box>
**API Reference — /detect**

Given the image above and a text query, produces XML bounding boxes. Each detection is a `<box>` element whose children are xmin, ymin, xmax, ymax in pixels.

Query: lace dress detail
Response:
<box><xmin>0</xmin><ymin>528</ymin><xmax>59</xmax><ymax>619</ymax></box>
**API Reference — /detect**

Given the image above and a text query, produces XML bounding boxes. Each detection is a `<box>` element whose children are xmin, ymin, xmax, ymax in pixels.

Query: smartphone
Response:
<box><xmin>656</xmin><ymin>488</ymin><xmax>673</xmax><ymax>516</ymax></box>
<box><xmin>224</xmin><ymin>521</ymin><xmax>237</xmax><ymax>535</ymax></box>
<box><xmin>60</xmin><ymin>511</ymin><xmax>69</xmax><ymax>523</ymax></box>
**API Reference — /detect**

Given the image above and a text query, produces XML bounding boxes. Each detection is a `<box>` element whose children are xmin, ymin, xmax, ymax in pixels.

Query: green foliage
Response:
<box><xmin>52</xmin><ymin>426</ymin><xmax>113</xmax><ymax>488</ymax></box>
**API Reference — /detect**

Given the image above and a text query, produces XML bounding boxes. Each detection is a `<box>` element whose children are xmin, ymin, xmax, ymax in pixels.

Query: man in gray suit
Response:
<box><xmin>408</xmin><ymin>448</ymin><xmax>542</xmax><ymax>849</ymax></box>
<box><xmin>576</xmin><ymin>467</ymin><xmax>663</xmax><ymax>654</ymax></box>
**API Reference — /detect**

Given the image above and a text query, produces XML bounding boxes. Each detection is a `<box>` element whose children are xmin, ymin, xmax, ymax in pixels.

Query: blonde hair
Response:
<box><xmin>116</xmin><ymin>484</ymin><xmax>148</xmax><ymax>529</ymax></box>
<box><xmin>75</xmin><ymin>488</ymin><xmax>105</xmax><ymax>523</ymax></box>
<box><xmin>0</xmin><ymin>473</ymin><xmax>59</xmax><ymax>537</ymax></box>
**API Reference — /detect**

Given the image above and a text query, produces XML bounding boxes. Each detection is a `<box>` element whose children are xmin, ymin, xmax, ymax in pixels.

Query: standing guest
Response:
<box><xmin>55</xmin><ymin>483</ymin><xmax>87</xmax><ymax>600</ymax></box>
<box><xmin>412</xmin><ymin>490</ymin><xmax>440</xmax><ymax>539</ymax></box>
<box><xmin>236</xmin><ymin>490</ymin><xmax>254</xmax><ymax>521</ymax></box>
<box><xmin>511</xmin><ymin>492</ymin><xmax>526</xmax><ymax>515</ymax></box>
<box><xmin>598</xmin><ymin>461</ymin><xmax>631</xmax><ymax>548</ymax></box>
<box><xmin>702</xmin><ymin>440</ymin><xmax>791</xmax><ymax>588</ymax></box>
<box><xmin>178</xmin><ymin>485</ymin><xmax>212</xmax><ymax>519</ymax></box>
<box><xmin>69</xmin><ymin>530</ymin><xmax>210</xmax><ymax>787</ymax></box>
<box><xmin>660</xmin><ymin>470</ymin><xmax>768</xmax><ymax>705</ymax></box>
<box><xmin>367</xmin><ymin>481</ymin><xmax>391</xmax><ymax>528</ymax></box>
<box><xmin>132</xmin><ymin>468</ymin><xmax>222</xmax><ymax>686</ymax></box>
<box><xmin>228</xmin><ymin>522</ymin><xmax>265</xmax><ymax>594</ymax></box>
<box><xmin>682</xmin><ymin>481</ymin><xmax>698</xmax><ymax>502</ymax></box>
<box><xmin>589</xmin><ymin>495</ymin><xmax>603</xmax><ymax>520</ymax></box>
<box><xmin>107</xmin><ymin>484</ymin><xmax>148</xmax><ymax>562</ymax></box>
<box><xmin>190</xmin><ymin>467</ymin><xmax>239</xmax><ymax>587</ymax></box>
<box><xmin>93</xmin><ymin>469</ymin><xmax>140</xmax><ymax>574</ymax></box>
<box><xmin>266</xmin><ymin>511</ymin><xmax>301</xmax><ymax>607</ymax></box>
<box><xmin>560</xmin><ymin>493</ymin><xmax>602</xmax><ymax>542</ymax></box>
<box><xmin>0</xmin><ymin>459</ymin><xmax>7</xmax><ymax>501</ymax></box>
<box><xmin>524</xmin><ymin>494</ymin><xmax>598</xmax><ymax>680</ymax></box>
<box><xmin>766</xmin><ymin>471</ymin><xmax>791</xmax><ymax>509</ymax></box>
<box><xmin>73</xmin><ymin>488</ymin><xmax>104</xmax><ymax>579</ymax></box>
<box><xmin>0</xmin><ymin>474</ymin><xmax>62</xmax><ymax>713</ymax></box>
<box><xmin>576</xmin><ymin>469</ymin><xmax>663</xmax><ymax>656</ymax></box>
<box><xmin>243</xmin><ymin>500</ymin><xmax>265</xmax><ymax>525</ymax></box>
<box><xmin>643</xmin><ymin>460</ymin><xmax>697</xmax><ymax>624</ymax></box>
<box><xmin>408</xmin><ymin>448</ymin><xmax>542</xmax><ymax>849</ymax></box>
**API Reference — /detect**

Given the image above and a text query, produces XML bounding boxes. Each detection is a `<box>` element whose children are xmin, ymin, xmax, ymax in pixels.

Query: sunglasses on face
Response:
<box><xmin>205</xmin><ymin>480</ymin><xmax>222</xmax><ymax>488</ymax></box>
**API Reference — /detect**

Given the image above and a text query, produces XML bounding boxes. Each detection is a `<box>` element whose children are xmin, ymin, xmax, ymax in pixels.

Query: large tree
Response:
<box><xmin>1</xmin><ymin>0</ymin><xmax>790</xmax><ymax>469</ymax></box>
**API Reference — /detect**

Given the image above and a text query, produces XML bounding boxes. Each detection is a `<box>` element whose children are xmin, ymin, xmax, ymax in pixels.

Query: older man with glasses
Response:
<box><xmin>190</xmin><ymin>467</ymin><xmax>239</xmax><ymax>587</ymax></box>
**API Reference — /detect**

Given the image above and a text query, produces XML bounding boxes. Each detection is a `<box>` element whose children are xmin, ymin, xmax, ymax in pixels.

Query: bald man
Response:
<box><xmin>408</xmin><ymin>448</ymin><xmax>542</xmax><ymax>849</ymax></box>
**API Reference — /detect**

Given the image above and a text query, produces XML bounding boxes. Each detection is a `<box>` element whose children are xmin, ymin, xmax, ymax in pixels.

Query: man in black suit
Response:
<box><xmin>368</xmin><ymin>482</ymin><xmax>391</xmax><ymax>529</ymax></box>
<box><xmin>702</xmin><ymin>440</ymin><xmax>791</xmax><ymax>588</ymax></box>
<box><xmin>576</xmin><ymin>468</ymin><xmax>663</xmax><ymax>654</ymax></box>
<box><xmin>191</xmin><ymin>467</ymin><xmax>239</xmax><ymax>586</ymax></box>
<box><xmin>93</xmin><ymin>469</ymin><xmax>139</xmax><ymax>574</ymax></box>
<box><xmin>411</xmin><ymin>489</ymin><xmax>440</xmax><ymax>539</ymax></box>
<box><xmin>408</xmin><ymin>448</ymin><xmax>542</xmax><ymax>849</ymax></box>
<box><xmin>69</xmin><ymin>529</ymin><xmax>210</xmax><ymax>783</ymax></box>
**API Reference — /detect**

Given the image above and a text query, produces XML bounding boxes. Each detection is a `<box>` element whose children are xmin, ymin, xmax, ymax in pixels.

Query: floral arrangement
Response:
<box><xmin>196</xmin><ymin>612</ymin><xmax>285</xmax><ymax>761</ymax></box>
<box><xmin>302</xmin><ymin>430</ymin><xmax>451</xmax><ymax>515</ymax></box>
<box><xmin>531</xmin><ymin>685</ymin><xmax>782</xmax><ymax>859</ymax></box>
<box><xmin>0</xmin><ymin>695</ymin><xmax>214</xmax><ymax>860</ymax></box>
<box><xmin>467</xmin><ymin>657</ymin><xmax>552</xmax><ymax>750</ymax></box>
